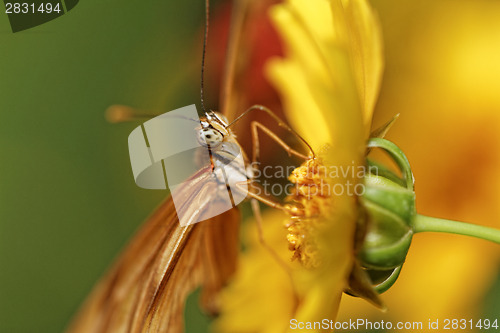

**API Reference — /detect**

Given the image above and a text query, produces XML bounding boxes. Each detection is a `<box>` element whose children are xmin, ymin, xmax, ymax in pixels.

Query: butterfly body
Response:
<box><xmin>201</xmin><ymin>111</ymin><xmax>254</xmax><ymax>180</ymax></box>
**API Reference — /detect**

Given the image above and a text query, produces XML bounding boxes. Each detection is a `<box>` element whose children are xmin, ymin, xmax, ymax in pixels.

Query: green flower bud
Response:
<box><xmin>360</xmin><ymin>174</ymin><xmax>415</xmax><ymax>269</ymax></box>
<box><xmin>349</xmin><ymin>136</ymin><xmax>500</xmax><ymax>300</ymax></box>
<box><xmin>359</xmin><ymin>138</ymin><xmax>416</xmax><ymax>293</ymax></box>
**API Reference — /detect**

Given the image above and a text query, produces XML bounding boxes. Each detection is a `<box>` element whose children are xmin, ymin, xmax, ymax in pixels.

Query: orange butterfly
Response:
<box><xmin>66</xmin><ymin>1</ymin><xmax>306</xmax><ymax>332</ymax></box>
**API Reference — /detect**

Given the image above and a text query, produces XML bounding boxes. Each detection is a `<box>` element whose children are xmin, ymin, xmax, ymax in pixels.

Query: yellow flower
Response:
<box><xmin>212</xmin><ymin>1</ymin><xmax>500</xmax><ymax>332</ymax></box>
<box><xmin>337</xmin><ymin>0</ymin><xmax>500</xmax><ymax>329</ymax></box>
<box><xmin>213</xmin><ymin>0</ymin><xmax>383</xmax><ymax>332</ymax></box>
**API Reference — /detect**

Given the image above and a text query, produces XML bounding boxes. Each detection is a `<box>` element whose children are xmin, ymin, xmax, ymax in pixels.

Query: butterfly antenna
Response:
<box><xmin>105</xmin><ymin>105</ymin><xmax>159</xmax><ymax>123</ymax></box>
<box><xmin>200</xmin><ymin>0</ymin><xmax>210</xmax><ymax>114</ymax></box>
<box><xmin>105</xmin><ymin>105</ymin><xmax>198</xmax><ymax>123</ymax></box>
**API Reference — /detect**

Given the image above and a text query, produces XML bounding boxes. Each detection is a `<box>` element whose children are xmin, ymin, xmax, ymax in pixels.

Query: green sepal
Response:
<box><xmin>346</xmin><ymin>261</ymin><xmax>386</xmax><ymax>310</ymax></box>
<box><xmin>363</xmin><ymin>174</ymin><xmax>415</xmax><ymax>224</ymax></box>
<box><xmin>357</xmin><ymin>137</ymin><xmax>416</xmax><ymax>292</ymax></box>
<box><xmin>368</xmin><ymin>265</ymin><xmax>403</xmax><ymax>294</ymax></box>
<box><xmin>359</xmin><ymin>199</ymin><xmax>413</xmax><ymax>269</ymax></box>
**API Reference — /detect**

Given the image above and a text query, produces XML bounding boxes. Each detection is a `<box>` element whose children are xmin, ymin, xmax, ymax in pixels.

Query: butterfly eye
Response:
<box><xmin>212</xmin><ymin>112</ymin><xmax>228</xmax><ymax>125</ymax></box>
<box><xmin>199</xmin><ymin>127</ymin><xmax>223</xmax><ymax>148</ymax></box>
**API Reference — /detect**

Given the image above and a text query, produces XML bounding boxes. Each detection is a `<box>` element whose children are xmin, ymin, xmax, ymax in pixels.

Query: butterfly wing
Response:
<box><xmin>142</xmin><ymin>204</ymin><xmax>240</xmax><ymax>332</ymax></box>
<box><xmin>67</xmin><ymin>166</ymin><xmax>239</xmax><ymax>333</ymax></box>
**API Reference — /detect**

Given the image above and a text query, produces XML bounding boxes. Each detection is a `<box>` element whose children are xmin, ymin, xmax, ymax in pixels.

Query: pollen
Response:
<box><xmin>285</xmin><ymin>158</ymin><xmax>332</xmax><ymax>269</ymax></box>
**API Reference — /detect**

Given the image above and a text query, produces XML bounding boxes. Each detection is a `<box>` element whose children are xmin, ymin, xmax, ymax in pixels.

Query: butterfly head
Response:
<box><xmin>198</xmin><ymin>111</ymin><xmax>230</xmax><ymax>149</ymax></box>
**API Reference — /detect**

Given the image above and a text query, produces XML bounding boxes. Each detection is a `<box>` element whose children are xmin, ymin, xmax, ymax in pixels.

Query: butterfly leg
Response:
<box><xmin>250</xmin><ymin>198</ymin><xmax>289</xmax><ymax>268</ymax></box>
<box><xmin>233</xmin><ymin>180</ymin><xmax>295</xmax><ymax>268</ymax></box>
<box><xmin>234</xmin><ymin>179</ymin><xmax>286</xmax><ymax>211</ymax></box>
<box><xmin>251</xmin><ymin>120</ymin><xmax>310</xmax><ymax>164</ymax></box>
<box><xmin>228</xmin><ymin>104</ymin><xmax>315</xmax><ymax>159</ymax></box>
<box><xmin>250</xmin><ymin>197</ymin><xmax>300</xmax><ymax>311</ymax></box>
<box><xmin>235</xmin><ymin>179</ymin><xmax>305</xmax><ymax>216</ymax></box>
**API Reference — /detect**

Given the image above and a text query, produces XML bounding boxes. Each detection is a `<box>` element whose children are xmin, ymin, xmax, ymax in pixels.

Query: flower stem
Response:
<box><xmin>413</xmin><ymin>214</ymin><xmax>500</xmax><ymax>244</ymax></box>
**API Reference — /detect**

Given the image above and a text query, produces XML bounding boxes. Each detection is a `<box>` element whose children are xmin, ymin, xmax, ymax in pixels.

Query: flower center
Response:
<box><xmin>285</xmin><ymin>158</ymin><xmax>331</xmax><ymax>268</ymax></box>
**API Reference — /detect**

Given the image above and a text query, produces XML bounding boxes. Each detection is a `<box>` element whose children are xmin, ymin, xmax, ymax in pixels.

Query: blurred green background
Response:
<box><xmin>1</xmin><ymin>0</ymin><xmax>500</xmax><ymax>332</ymax></box>
<box><xmin>0</xmin><ymin>0</ymin><xmax>210</xmax><ymax>331</ymax></box>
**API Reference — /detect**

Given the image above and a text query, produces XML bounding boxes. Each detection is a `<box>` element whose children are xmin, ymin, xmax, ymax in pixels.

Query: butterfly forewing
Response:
<box><xmin>67</xmin><ymin>167</ymin><xmax>240</xmax><ymax>333</ymax></box>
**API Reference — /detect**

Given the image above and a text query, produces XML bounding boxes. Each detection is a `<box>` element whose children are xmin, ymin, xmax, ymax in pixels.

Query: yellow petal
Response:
<box><xmin>215</xmin><ymin>0</ymin><xmax>382</xmax><ymax>331</ymax></box>
<box><xmin>213</xmin><ymin>210</ymin><xmax>296</xmax><ymax>333</ymax></box>
<box><xmin>266</xmin><ymin>0</ymin><xmax>383</xmax><ymax>144</ymax></box>
<box><xmin>333</xmin><ymin>0</ymin><xmax>384</xmax><ymax>129</ymax></box>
